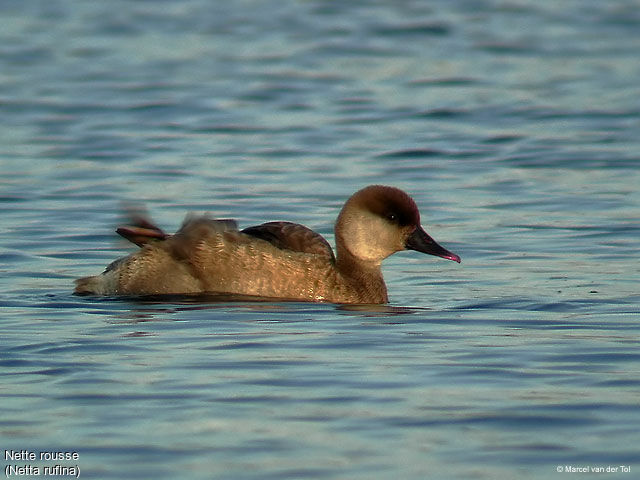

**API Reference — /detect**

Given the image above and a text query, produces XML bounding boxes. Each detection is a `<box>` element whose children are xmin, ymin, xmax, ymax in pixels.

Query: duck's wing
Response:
<box><xmin>165</xmin><ymin>215</ymin><xmax>239</xmax><ymax>259</ymax></box>
<box><xmin>116</xmin><ymin>209</ymin><xmax>168</xmax><ymax>247</ymax></box>
<box><xmin>116</xmin><ymin>208</ymin><xmax>239</xmax><ymax>248</ymax></box>
<box><xmin>117</xmin><ymin>214</ymin><xmax>334</xmax><ymax>261</ymax></box>
<box><xmin>177</xmin><ymin>215</ymin><xmax>239</xmax><ymax>234</ymax></box>
<box><xmin>241</xmin><ymin>221</ymin><xmax>335</xmax><ymax>261</ymax></box>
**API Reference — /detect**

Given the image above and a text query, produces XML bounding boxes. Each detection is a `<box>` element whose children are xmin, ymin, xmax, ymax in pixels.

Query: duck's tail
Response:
<box><xmin>74</xmin><ymin>275</ymin><xmax>101</xmax><ymax>295</ymax></box>
<box><xmin>74</xmin><ymin>259</ymin><xmax>122</xmax><ymax>295</ymax></box>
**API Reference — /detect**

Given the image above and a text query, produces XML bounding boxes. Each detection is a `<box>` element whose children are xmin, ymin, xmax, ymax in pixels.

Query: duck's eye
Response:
<box><xmin>386</xmin><ymin>213</ymin><xmax>398</xmax><ymax>223</ymax></box>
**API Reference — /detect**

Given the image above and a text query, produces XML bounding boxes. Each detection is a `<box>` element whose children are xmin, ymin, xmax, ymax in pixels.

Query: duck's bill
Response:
<box><xmin>405</xmin><ymin>227</ymin><xmax>461</xmax><ymax>263</ymax></box>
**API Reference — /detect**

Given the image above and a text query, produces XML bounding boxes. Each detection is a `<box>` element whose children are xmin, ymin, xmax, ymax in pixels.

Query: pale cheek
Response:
<box><xmin>368</xmin><ymin>234</ymin><xmax>403</xmax><ymax>260</ymax></box>
<box><xmin>359</xmin><ymin>243</ymin><xmax>387</xmax><ymax>261</ymax></box>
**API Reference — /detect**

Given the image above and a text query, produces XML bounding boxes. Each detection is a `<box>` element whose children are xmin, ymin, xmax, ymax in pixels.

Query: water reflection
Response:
<box><xmin>75</xmin><ymin>293</ymin><xmax>425</xmax><ymax>324</ymax></box>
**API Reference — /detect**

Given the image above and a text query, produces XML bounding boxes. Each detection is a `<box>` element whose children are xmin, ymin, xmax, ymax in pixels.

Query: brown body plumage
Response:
<box><xmin>74</xmin><ymin>185</ymin><xmax>460</xmax><ymax>303</ymax></box>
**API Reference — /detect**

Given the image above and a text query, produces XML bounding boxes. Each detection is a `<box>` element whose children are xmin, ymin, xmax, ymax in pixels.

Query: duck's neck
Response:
<box><xmin>335</xmin><ymin>246</ymin><xmax>388</xmax><ymax>303</ymax></box>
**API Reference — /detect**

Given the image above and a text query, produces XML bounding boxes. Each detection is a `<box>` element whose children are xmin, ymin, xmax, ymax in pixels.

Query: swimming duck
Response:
<box><xmin>74</xmin><ymin>185</ymin><xmax>460</xmax><ymax>303</ymax></box>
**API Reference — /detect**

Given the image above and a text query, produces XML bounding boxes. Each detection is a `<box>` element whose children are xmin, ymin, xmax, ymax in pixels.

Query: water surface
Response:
<box><xmin>1</xmin><ymin>1</ymin><xmax>639</xmax><ymax>479</ymax></box>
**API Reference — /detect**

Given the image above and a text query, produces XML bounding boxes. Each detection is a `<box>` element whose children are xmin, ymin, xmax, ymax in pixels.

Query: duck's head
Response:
<box><xmin>335</xmin><ymin>185</ymin><xmax>461</xmax><ymax>266</ymax></box>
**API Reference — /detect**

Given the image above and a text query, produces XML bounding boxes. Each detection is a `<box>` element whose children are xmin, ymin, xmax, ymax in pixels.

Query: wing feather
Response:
<box><xmin>241</xmin><ymin>221</ymin><xmax>335</xmax><ymax>261</ymax></box>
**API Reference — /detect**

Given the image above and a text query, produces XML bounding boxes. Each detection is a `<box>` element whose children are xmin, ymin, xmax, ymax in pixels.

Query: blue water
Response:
<box><xmin>1</xmin><ymin>1</ymin><xmax>639</xmax><ymax>479</ymax></box>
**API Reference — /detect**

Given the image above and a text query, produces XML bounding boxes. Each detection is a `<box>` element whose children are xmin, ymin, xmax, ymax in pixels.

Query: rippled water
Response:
<box><xmin>2</xmin><ymin>1</ymin><xmax>639</xmax><ymax>479</ymax></box>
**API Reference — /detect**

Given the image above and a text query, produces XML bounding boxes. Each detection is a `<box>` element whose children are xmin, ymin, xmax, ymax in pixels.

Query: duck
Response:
<box><xmin>74</xmin><ymin>185</ymin><xmax>460</xmax><ymax>303</ymax></box>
